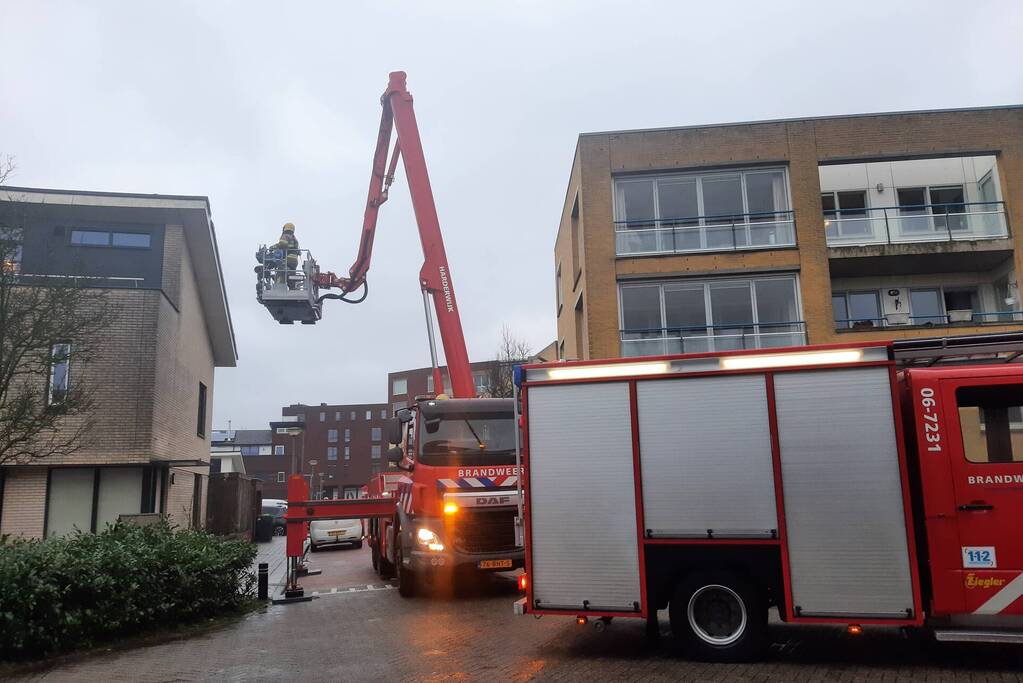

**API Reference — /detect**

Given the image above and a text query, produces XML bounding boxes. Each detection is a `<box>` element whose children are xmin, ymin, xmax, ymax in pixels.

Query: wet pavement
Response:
<box><xmin>15</xmin><ymin>538</ymin><xmax>1023</xmax><ymax>681</ymax></box>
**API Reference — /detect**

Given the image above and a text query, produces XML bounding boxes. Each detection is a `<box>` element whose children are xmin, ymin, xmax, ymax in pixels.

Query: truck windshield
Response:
<box><xmin>419</xmin><ymin>411</ymin><xmax>516</xmax><ymax>466</ymax></box>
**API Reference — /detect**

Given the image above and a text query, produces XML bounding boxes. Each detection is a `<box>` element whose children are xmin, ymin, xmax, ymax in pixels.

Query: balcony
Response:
<box><xmin>837</xmin><ymin>311</ymin><xmax>1023</xmax><ymax>331</ymax></box>
<box><xmin>620</xmin><ymin>321</ymin><xmax>807</xmax><ymax>357</ymax></box>
<box><xmin>825</xmin><ymin>201</ymin><xmax>1008</xmax><ymax>247</ymax></box>
<box><xmin>616</xmin><ymin>210</ymin><xmax>796</xmax><ymax>257</ymax></box>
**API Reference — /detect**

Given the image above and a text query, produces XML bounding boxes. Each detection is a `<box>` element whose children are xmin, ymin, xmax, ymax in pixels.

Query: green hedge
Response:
<box><xmin>0</xmin><ymin>521</ymin><xmax>257</xmax><ymax>660</ymax></box>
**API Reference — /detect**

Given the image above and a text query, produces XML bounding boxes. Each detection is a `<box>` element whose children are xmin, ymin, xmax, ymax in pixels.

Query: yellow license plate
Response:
<box><xmin>478</xmin><ymin>559</ymin><xmax>513</xmax><ymax>570</ymax></box>
<box><xmin>328</xmin><ymin>530</ymin><xmax>346</xmax><ymax>538</ymax></box>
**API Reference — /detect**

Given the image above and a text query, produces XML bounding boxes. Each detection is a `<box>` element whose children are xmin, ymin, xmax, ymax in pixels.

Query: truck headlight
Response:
<box><xmin>416</xmin><ymin>527</ymin><xmax>444</xmax><ymax>552</ymax></box>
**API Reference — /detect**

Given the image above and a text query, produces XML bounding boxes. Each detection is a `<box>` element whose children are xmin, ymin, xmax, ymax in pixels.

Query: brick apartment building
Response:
<box><xmin>554</xmin><ymin>106</ymin><xmax>1023</xmax><ymax>361</ymax></box>
<box><xmin>245</xmin><ymin>403</ymin><xmax>391</xmax><ymax>500</ymax></box>
<box><xmin>0</xmin><ymin>187</ymin><xmax>236</xmax><ymax>538</ymax></box>
<box><xmin>387</xmin><ymin>361</ymin><xmax>502</xmax><ymax>411</ymax></box>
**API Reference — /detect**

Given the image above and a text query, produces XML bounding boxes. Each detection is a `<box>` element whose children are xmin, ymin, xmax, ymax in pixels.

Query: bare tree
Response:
<box><xmin>0</xmin><ymin>154</ymin><xmax>14</xmax><ymax>186</ymax></box>
<box><xmin>484</xmin><ymin>325</ymin><xmax>532</xmax><ymax>398</ymax></box>
<box><xmin>0</xmin><ymin>161</ymin><xmax>112</xmax><ymax>466</ymax></box>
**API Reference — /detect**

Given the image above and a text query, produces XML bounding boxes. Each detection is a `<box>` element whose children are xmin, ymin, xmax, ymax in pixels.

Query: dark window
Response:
<box><xmin>371</xmin><ymin>427</ymin><xmax>381</xmax><ymax>442</ymax></box>
<box><xmin>197</xmin><ymin>382</ymin><xmax>207</xmax><ymax>438</ymax></box>
<box><xmin>71</xmin><ymin>229</ymin><xmax>151</xmax><ymax>249</ymax></box>
<box><xmin>372</xmin><ymin>445</ymin><xmax>381</xmax><ymax>459</ymax></box>
<box><xmin>47</xmin><ymin>343</ymin><xmax>72</xmax><ymax>406</ymax></box>
<box><xmin>957</xmin><ymin>385</ymin><xmax>1023</xmax><ymax>464</ymax></box>
<box><xmin>111</xmin><ymin>232</ymin><xmax>151</xmax><ymax>248</ymax></box>
<box><xmin>210</xmin><ymin>459</ymin><xmax>223</xmax><ymax>474</ymax></box>
<box><xmin>328</xmin><ymin>447</ymin><xmax>338</xmax><ymax>460</ymax></box>
<box><xmin>240</xmin><ymin>446</ymin><xmax>259</xmax><ymax>456</ymax></box>
<box><xmin>70</xmin><ymin>230</ymin><xmax>110</xmax><ymax>246</ymax></box>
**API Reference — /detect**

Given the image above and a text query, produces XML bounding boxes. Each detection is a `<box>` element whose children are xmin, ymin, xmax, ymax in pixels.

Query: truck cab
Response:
<box><xmin>903</xmin><ymin>366</ymin><xmax>1023</xmax><ymax>632</ymax></box>
<box><xmin>375</xmin><ymin>396</ymin><xmax>523</xmax><ymax>595</ymax></box>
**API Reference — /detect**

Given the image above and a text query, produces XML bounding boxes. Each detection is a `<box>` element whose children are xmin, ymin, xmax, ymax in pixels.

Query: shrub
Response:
<box><xmin>0</xmin><ymin>521</ymin><xmax>256</xmax><ymax>660</ymax></box>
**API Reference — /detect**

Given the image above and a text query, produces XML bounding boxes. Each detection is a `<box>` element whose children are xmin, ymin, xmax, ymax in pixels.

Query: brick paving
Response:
<box><xmin>15</xmin><ymin>540</ymin><xmax>1023</xmax><ymax>682</ymax></box>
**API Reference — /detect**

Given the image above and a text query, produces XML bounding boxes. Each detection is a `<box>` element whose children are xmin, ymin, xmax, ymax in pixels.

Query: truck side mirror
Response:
<box><xmin>386</xmin><ymin>446</ymin><xmax>404</xmax><ymax>464</ymax></box>
<box><xmin>396</xmin><ymin>408</ymin><xmax>413</xmax><ymax>423</ymax></box>
<box><xmin>387</xmin><ymin>418</ymin><xmax>403</xmax><ymax>445</ymax></box>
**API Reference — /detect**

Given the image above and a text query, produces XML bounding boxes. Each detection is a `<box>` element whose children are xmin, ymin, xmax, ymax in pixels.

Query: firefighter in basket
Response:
<box><xmin>275</xmin><ymin>222</ymin><xmax>300</xmax><ymax>287</ymax></box>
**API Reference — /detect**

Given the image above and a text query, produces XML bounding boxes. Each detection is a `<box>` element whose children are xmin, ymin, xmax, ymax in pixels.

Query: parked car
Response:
<box><xmin>261</xmin><ymin>502</ymin><xmax>287</xmax><ymax>536</ymax></box>
<box><xmin>309</xmin><ymin>518</ymin><xmax>364</xmax><ymax>551</ymax></box>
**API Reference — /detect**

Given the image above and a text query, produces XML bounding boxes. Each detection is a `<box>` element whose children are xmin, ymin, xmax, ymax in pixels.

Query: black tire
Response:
<box><xmin>371</xmin><ymin>543</ymin><xmax>380</xmax><ymax>570</ymax></box>
<box><xmin>396</xmin><ymin>540</ymin><xmax>417</xmax><ymax>597</ymax></box>
<box><xmin>353</xmin><ymin>540</ymin><xmax>364</xmax><ymax>549</ymax></box>
<box><xmin>378</xmin><ymin>546</ymin><xmax>395</xmax><ymax>579</ymax></box>
<box><xmin>309</xmin><ymin>543</ymin><xmax>319</xmax><ymax>552</ymax></box>
<box><xmin>669</xmin><ymin>571</ymin><xmax>767</xmax><ymax>662</ymax></box>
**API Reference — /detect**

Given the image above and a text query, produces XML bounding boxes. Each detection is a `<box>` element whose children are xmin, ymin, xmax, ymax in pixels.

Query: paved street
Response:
<box><xmin>16</xmin><ymin>538</ymin><xmax>1023</xmax><ymax>682</ymax></box>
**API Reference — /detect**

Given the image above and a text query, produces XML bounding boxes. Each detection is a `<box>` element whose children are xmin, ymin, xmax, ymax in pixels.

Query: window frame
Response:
<box><xmin>196</xmin><ymin>382</ymin><xmax>207</xmax><ymax>438</ymax></box>
<box><xmin>617</xmin><ymin>274</ymin><xmax>803</xmax><ymax>353</ymax></box>
<box><xmin>69</xmin><ymin>229</ymin><xmax>152</xmax><ymax>249</ymax></box>
<box><xmin>613</xmin><ymin>167</ymin><xmax>794</xmax><ymax>254</ymax></box>
<box><xmin>392</xmin><ymin>377</ymin><xmax>408</xmax><ymax>396</ymax></box>
<box><xmin>277</xmin><ymin>472</ymin><xmax>286</xmax><ymax>483</ymax></box>
<box><xmin>832</xmin><ymin>290</ymin><xmax>882</xmax><ymax>329</ymax></box>
<box><xmin>274</xmin><ymin>444</ymin><xmax>285</xmax><ymax>455</ymax></box>
<box><xmin>46</xmin><ymin>342</ymin><xmax>72</xmax><ymax>407</ymax></box>
<box><xmin>327</xmin><ymin>446</ymin><xmax>338</xmax><ymax>461</ymax></box>
<box><xmin>327</xmin><ymin>428</ymin><xmax>338</xmax><ymax>443</ymax></box>
<box><xmin>371</xmin><ymin>427</ymin><xmax>382</xmax><ymax>442</ymax></box>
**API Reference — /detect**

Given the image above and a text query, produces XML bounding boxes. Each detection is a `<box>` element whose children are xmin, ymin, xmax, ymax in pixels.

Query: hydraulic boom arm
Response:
<box><xmin>314</xmin><ymin>72</ymin><xmax>475</xmax><ymax>398</ymax></box>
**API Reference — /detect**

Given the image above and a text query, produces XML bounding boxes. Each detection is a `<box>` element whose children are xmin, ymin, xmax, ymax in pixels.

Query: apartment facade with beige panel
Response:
<box><xmin>0</xmin><ymin>187</ymin><xmax>236</xmax><ymax>538</ymax></box>
<box><xmin>554</xmin><ymin>106</ymin><xmax>1023</xmax><ymax>361</ymax></box>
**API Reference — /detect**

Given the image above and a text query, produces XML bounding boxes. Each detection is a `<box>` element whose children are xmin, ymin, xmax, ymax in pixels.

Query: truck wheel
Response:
<box><xmin>379</xmin><ymin>552</ymin><xmax>395</xmax><ymax>579</ymax></box>
<box><xmin>396</xmin><ymin>542</ymin><xmax>417</xmax><ymax>597</ymax></box>
<box><xmin>669</xmin><ymin>572</ymin><xmax>767</xmax><ymax>662</ymax></box>
<box><xmin>353</xmin><ymin>540</ymin><xmax>364</xmax><ymax>550</ymax></box>
<box><xmin>371</xmin><ymin>543</ymin><xmax>380</xmax><ymax>570</ymax></box>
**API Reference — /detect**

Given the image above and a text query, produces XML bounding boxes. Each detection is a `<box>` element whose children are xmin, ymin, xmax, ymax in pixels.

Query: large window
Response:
<box><xmin>327</xmin><ymin>429</ymin><xmax>338</xmax><ymax>443</ymax></box>
<box><xmin>833</xmin><ymin>286</ymin><xmax>981</xmax><ymax>329</ymax></box>
<box><xmin>70</xmin><ymin>229</ymin><xmax>151</xmax><ymax>248</ymax></box>
<box><xmin>473</xmin><ymin>372</ymin><xmax>491</xmax><ymax>395</ymax></box>
<box><xmin>371</xmin><ymin>445</ymin><xmax>382</xmax><ymax>459</ymax></box>
<box><xmin>327</xmin><ymin>447</ymin><xmax>338</xmax><ymax>461</ymax></box>
<box><xmin>371</xmin><ymin>427</ymin><xmax>381</xmax><ymax>442</ymax></box>
<box><xmin>957</xmin><ymin>385</ymin><xmax>1023</xmax><ymax>463</ymax></box>
<box><xmin>832</xmin><ymin>291</ymin><xmax>882</xmax><ymax>329</ymax></box>
<box><xmin>614</xmin><ymin>168</ymin><xmax>793</xmax><ymax>255</ymax></box>
<box><xmin>392</xmin><ymin>377</ymin><xmax>407</xmax><ymax>396</ymax></box>
<box><xmin>47</xmin><ymin>343</ymin><xmax>72</xmax><ymax>406</ymax></box>
<box><xmin>619</xmin><ymin>276</ymin><xmax>802</xmax><ymax>356</ymax></box>
<box><xmin>898</xmin><ymin>185</ymin><xmax>967</xmax><ymax>233</ymax></box>
<box><xmin>822</xmin><ymin>191</ymin><xmax>870</xmax><ymax>238</ymax></box>
<box><xmin>46</xmin><ymin>466</ymin><xmax>153</xmax><ymax>538</ymax></box>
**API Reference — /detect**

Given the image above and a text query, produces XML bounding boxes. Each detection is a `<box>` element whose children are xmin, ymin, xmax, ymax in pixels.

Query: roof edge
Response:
<box><xmin>579</xmin><ymin>103</ymin><xmax>1023</xmax><ymax>139</ymax></box>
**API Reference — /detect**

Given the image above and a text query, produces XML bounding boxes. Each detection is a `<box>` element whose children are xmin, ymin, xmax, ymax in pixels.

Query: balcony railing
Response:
<box><xmin>825</xmin><ymin>201</ymin><xmax>1008</xmax><ymax>247</ymax></box>
<box><xmin>836</xmin><ymin>310</ymin><xmax>1023</xmax><ymax>330</ymax></box>
<box><xmin>620</xmin><ymin>321</ymin><xmax>807</xmax><ymax>357</ymax></box>
<box><xmin>615</xmin><ymin>210</ymin><xmax>796</xmax><ymax>257</ymax></box>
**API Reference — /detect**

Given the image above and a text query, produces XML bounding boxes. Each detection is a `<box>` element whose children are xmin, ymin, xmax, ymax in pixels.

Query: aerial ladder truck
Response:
<box><xmin>257</xmin><ymin>72</ymin><xmax>523</xmax><ymax>597</ymax></box>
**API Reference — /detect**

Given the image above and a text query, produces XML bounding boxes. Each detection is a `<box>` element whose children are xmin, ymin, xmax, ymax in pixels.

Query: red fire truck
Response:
<box><xmin>366</xmin><ymin>398</ymin><xmax>523</xmax><ymax>596</ymax></box>
<box><xmin>257</xmin><ymin>72</ymin><xmax>522</xmax><ymax>598</ymax></box>
<box><xmin>514</xmin><ymin>336</ymin><xmax>1023</xmax><ymax>660</ymax></box>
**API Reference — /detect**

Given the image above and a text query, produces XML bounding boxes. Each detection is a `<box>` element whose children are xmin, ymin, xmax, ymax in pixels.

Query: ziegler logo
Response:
<box><xmin>475</xmin><ymin>495</ymin><xmax>512</xmax><ymax>507</ymax></box>
<box><xmin>438</xmin><ymin>266</ymin><xmax>454</xmax><ymax>313</ymax></box>
<box><xmin>965</xmin><ymin>573</ymin><xmax>1007</xmax><ymax>589</ymax></box>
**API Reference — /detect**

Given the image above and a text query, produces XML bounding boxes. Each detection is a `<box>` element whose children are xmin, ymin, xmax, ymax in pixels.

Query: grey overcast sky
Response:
<box><xmin>2</xmin><ymin>1</ymin><xmax>1021</xmax><ymax>428</ymax></box>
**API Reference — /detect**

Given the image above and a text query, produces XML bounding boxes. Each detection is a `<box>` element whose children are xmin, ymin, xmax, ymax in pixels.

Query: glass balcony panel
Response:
<box><xmin>825</xmin><ymin>202</ymin><xmax>1007</xmax><ymax>247</ymax></box>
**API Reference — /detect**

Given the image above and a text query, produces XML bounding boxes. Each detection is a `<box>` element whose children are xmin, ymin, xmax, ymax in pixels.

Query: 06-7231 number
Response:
<box><xmin>920</xmin><ymin>387</ymin><xmax>942</xmax><ymax>452</ymax></box>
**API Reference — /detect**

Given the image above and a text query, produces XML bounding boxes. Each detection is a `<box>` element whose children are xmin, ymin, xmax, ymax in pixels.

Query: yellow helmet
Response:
<box><xmin>282</xmin><ymin>222</ymin><xmax>295</xmax><ymax>233</ymax></box>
